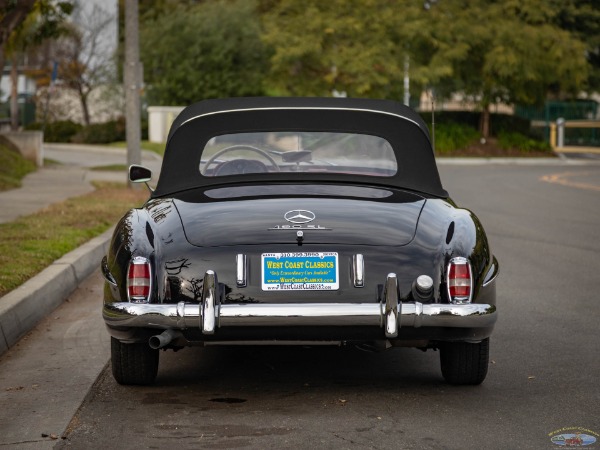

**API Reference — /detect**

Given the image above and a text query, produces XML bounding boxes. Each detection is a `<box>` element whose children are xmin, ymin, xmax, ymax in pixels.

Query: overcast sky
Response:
<box><xmin>73</xmin><ymin>0</ymin><xmax>118</xmax><ymax>59</ymax></box>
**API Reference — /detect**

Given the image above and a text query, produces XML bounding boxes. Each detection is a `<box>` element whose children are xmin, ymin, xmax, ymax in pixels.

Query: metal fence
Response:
<box><xmin>517</xmin><ymin>100</ymin><xmax>599</xmax><ymax>145</ymax></box>
<box><xmin>550</xmin><ymin>119</ymin><xmax>600</xmax><ymax>150</ymax></box>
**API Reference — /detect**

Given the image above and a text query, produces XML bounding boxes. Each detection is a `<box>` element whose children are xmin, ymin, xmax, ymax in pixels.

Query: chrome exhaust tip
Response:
<box><xmin>149</xmin><ymin>329</ymin><xmax>181</xmax><ymax>349</ymax></box>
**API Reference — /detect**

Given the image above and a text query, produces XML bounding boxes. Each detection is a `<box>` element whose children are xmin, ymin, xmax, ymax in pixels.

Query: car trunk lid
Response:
<box><xmin>173</xmin><ymin>186</ymin><xmax>425</xmax><ymax>248</ymax></box>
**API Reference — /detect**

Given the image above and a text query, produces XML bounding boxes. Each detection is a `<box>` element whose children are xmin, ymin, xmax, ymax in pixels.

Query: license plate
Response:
<box><xmin>262</xmin><ymin>252</ymin><xmax>339</xmax><ymax>291</ymax></box>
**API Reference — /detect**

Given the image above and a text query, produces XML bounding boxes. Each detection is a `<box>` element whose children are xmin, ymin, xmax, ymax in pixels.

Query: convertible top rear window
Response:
<box><xmin>199</xmin><ymin>132</ymin><xmax>397</xmax><ymax>178</ymax></box>
<box><xmin>153</xmin><ymin>98</ymin><xmax>449</xmax><ymax>198</ymax></box>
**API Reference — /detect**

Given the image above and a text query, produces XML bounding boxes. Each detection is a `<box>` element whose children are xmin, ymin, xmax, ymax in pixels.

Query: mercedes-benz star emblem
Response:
<box><xmin>284</xmin><ymin>210</ymin><xmax>316</xmax><ymax>224</ymax></box>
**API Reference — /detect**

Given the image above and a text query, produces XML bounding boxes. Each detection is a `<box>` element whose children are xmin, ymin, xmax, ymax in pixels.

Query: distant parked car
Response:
<box><xmin>101</xmin><ymin>97</ymin><xmax>498</xmax><ymax>385</ymax></box>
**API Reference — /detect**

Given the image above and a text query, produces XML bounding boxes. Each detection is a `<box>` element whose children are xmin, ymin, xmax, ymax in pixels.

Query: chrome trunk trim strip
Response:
<box><xmin>352</xmin><ymin>254</ymin><xmax>365</xmax><ymax>288</ymax></box>
<box><xmin>236</xmin><ymin>254</ymin><xmax>247</xmax><ymax>287</ymax></box>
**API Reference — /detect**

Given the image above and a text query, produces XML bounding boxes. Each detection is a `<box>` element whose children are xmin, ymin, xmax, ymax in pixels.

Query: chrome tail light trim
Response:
<box><xmin>447</xmin><ymin>256</ymin><xmax>473</xmax><ymax>305</ymax></box>
<box><xmin>126</xmin><ymin>256</ymin><xmax>152</xmax><ymax>303</ymax></box>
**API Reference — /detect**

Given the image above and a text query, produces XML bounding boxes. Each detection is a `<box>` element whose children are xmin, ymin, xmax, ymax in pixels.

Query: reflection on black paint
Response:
<box><xmin>165</xmin><ymin>258</ymin><xmax>190</xmax><ymax>275</ymax></box>
<box><xmin>186</xmin><ymin>277</ymin><xmax>204</xmax><ymax>301</ymax></box>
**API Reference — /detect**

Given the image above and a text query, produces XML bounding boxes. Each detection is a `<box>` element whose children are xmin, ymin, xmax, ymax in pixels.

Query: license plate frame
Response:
<box><xmin>261</xmin><ymin>252</ymin><xmax>339</xmax><ymax>291</ymax></box>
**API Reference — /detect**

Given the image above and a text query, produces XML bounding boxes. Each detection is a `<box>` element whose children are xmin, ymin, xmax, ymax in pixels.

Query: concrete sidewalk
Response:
<box><xmin>0</xmin><ymin>143</ymin><xmax>161</xmax><ymax>224</ymax></box>
<box><xmin>0</xmin><ymin>270</ymin><xmax>109</xmax><ymax>448</ymax></box>
<box><xmin>0</xmin><ymin>165</ymin><xmax>94</xmax><ymax>224</ymax></box>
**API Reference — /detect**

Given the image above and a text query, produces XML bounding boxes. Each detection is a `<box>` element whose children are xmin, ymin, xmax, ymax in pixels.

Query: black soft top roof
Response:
<box><xmin>154</xmin><ymin>97</ymin><xmax>448</xmax><ymax>198</ymax></box>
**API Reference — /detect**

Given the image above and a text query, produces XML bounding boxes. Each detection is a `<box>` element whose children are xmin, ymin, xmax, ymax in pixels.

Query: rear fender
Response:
<box><xmin>413</xmin><ymin>199</ymin><xmax>496</xmax><ymax>305</ymax></box>
<box><xmin>104</xmin><ymin>198</ymin><xmax>184</xmax><ymax>304</ymax></box>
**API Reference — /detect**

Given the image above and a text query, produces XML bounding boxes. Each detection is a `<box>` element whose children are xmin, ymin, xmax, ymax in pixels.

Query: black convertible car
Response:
<box><xmin>101</xmin><ymin>97</ymin><xmax>498</xmax><ymax>386</ymax></box>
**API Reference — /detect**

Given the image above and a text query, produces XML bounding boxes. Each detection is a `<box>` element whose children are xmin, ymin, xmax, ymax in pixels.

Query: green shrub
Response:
<box><xmin>73</xmin><ymin>117</ymin><xmax>126</xmax><ymax>144</ymax></box>
<box><xmin>419</xmin><ymin>111</ymin><xmax>531</xmax><ymax>136</ymax></box>
<box><xmin>497</xmin><ymin>131</ymin><xmax>552</xmax><ymax>152</ymax></box>
<box><xmin>26</xmin><ymin>120</ymin><xmax>83</xmax><ymax>143</ymax></box>
<box><xmin>490</xmin><ymin>114</ymin><xmax>531</xmax><ymax>136</ymax></box>
<box><xmin>432</xmin><ymin>122</ymin><xmax>480</xmax><ymax>153</ymax></box>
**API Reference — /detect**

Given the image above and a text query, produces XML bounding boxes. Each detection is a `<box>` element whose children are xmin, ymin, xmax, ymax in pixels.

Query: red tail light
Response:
<box><xmin>447</xmin><ymin>257</ymin><xmax>472</xmax><ymax>304</ymax></box>
<box><xmin>127</xmin><ymin>257</ymin><xmax>151</xmax><ymax>303</ymax></box>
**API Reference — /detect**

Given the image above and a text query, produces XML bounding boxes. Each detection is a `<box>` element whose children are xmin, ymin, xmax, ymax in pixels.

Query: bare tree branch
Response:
<box><xmin>53</xmin><ymin>1</ymin><xmax>116</xmax><ymax>125</ymax></box>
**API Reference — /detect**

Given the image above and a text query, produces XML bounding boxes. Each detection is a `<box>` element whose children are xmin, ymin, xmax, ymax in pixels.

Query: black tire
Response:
<box><xmin>111</xmin><ymin>337</ymin><xmax>159</xmax><ymax>385</ymax></box>
<box><xmin>440</xmin><ymin>338</ymin><xmax>489</xmax><ymax>385</ymax></box>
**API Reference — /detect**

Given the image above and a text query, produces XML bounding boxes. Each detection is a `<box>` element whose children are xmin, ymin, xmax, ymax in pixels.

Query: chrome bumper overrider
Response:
<box><xmin>103</xmin><ymin>272</ymin><xmax>497</xmax><ymax>338</ymax></box>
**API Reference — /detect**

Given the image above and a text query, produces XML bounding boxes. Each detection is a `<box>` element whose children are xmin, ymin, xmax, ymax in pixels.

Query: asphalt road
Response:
<box><xmin>5</xmin><ymin>161</ymin><xmax>600</xmax><ymax>449</ymax></box>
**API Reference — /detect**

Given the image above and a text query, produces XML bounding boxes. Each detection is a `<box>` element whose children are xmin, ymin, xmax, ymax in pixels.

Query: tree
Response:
<box><xmin>552</xmin><ymin>0</ymin><xmax>600</xmax><ymax>93</ymax></box>
<box><xmin>0</xmin><ymin>0</ymin><xmax>36</xmax><ymax>60</ymax></box>
<box><xmin>0</xmin><ymin>0</ymin><xmax>72</xmax><ymax>129</ymax></box>
<box><xmin>140</xmin><ymin>0</ymin><xmax>270</xmax><ymax>105</ymax></box>
<box><xmin>116</xmin><ymin>0</ymin><xmax>200</xmax><ymax>80</ymax></box>
<box><xmin>261</xmin><ymin>0</ymin><xmax>432</xmax><ymax>98</ymax></box>
<box><xmin>1</xmin><ymin>0</ymin><xmax>73</xmax><ymax>77</ymax></box>
<box><xmin>261</xmin><ymin>0</ymin><xmax>591</xmax><ymax>137</ymax></box>
<box><xmin>1</xmin><ymin>1</ymin><xmax>72</xmax><ymax>58</ymax></box>
<box><xmin>53</xmin><ymin>2</ymin><xmax>116</xmax><ymax>125</ymax></box>
<box><xmin>423</xmin><ymin>0</ymin><xmax>590</xmax><ymax>137</ymax></box>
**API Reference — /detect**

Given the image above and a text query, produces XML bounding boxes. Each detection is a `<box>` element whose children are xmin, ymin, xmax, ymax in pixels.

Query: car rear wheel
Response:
<box><xmin>440</xmin><ymin>338</ymin><xmax>489</xmax><ymax>385</ymax></box>
<box><xmin>111</xmin><ymin>337</ymin><xmax>159</xmax><ymax>385</ymax></box>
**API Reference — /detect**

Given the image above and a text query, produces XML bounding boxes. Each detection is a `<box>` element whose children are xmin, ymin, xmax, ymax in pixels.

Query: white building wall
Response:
<box><xmin>37</xmin><ymin>84</ymin><xmax>124</xmax><ymax>124</ymax></box>
<box><xmin>0</xmin><ymin>74</ymin><xmax>36</xmax><ymax>102</ymax></box>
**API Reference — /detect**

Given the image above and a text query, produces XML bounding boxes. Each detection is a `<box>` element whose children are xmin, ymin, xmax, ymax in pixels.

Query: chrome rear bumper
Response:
<box><xmin>103</xmin><ymin>271</ymin><xmax>497</xmax><ymax>338</ymax></box>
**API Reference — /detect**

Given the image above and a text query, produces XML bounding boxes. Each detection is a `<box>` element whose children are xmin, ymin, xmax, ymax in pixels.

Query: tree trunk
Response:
<box><xmin>0</xmin><ymin>46</ymin><xmax>4</xmax><ymax>91</ymax></box>
<box><xmin>10</xmin><ymin>56</ymin><xmax>18</xmax><ymax>131</ymax></box>
<box><xmin>78</xmin><ymin>87</ymin><xmax>91</xmax><ymax>126</ymax></box>
<box><xmin>479</xmin><ymin>103</ymin><xmax>490</xmax><ymax>139</ymax></box>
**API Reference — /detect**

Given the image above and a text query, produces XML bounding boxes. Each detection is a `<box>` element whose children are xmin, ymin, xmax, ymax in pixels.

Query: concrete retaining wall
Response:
<box><xmin>1</xmin><ymin>131</ymin><xmax>44</xmax><ymax>167</ymax></box>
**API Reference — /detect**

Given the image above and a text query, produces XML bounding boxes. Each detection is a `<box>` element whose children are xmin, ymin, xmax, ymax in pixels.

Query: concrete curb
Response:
<box><xmin>0</xmin><ymin>228</ymin><xmax>113</xmax><ymax>356</ymax></box>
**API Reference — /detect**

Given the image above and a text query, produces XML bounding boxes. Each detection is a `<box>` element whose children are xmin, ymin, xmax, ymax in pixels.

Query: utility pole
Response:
<box><xmin>124</xmin><ymin>0</ymin><xmax>141</xmax><ymax>187</ymax></box>
<box><xmin>403</xmin><ymin>54</ymin><xmax>410</xmax><ymax>107</ymax></box>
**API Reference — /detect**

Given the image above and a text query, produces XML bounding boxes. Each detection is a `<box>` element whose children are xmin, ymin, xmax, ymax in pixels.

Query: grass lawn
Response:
<box><xmin>90</xmin><ymin>164</ymin><xmax>128</xmax><ymax>171</ymax></box>
<box><xmin>110</xmin><ymin>140</ymin><xmax>166</xmax><ymax>156</ymax></box>
<box><xmin>0</xmin><ymin>182</ymin><xmax>149</xmax><ymax>297</ymax></box>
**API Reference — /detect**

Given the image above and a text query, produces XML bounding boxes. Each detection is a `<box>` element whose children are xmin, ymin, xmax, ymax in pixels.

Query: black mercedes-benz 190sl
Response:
<box><xmin>101</xmin><ymin>97</ymin><xmax>498</xmax><ymax>386</ymax></box>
